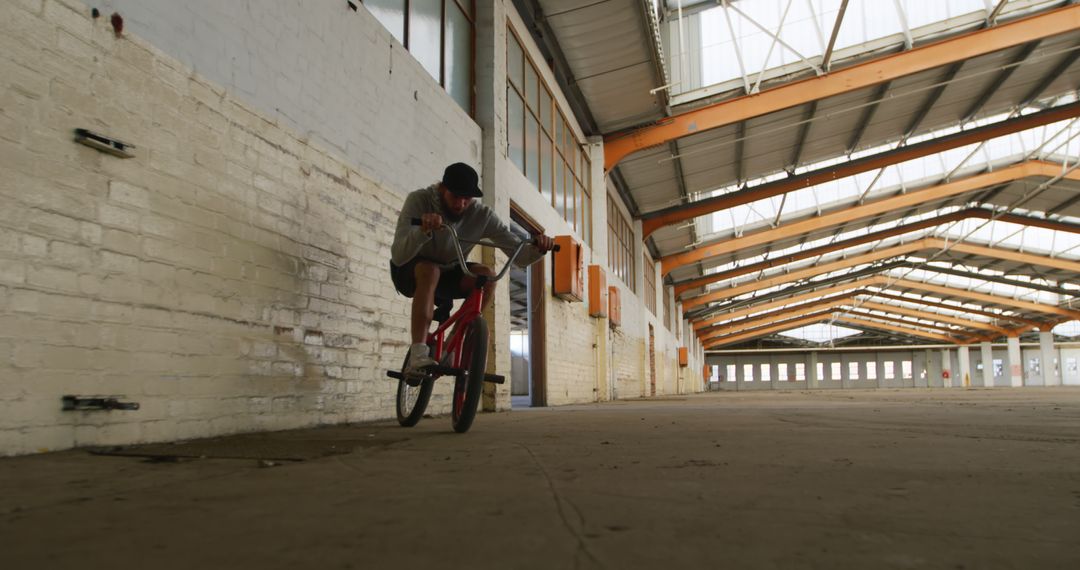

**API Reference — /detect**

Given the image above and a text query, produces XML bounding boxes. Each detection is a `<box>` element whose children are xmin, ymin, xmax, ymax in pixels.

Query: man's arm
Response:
<box><xmin>480</xmin><ymin>207</ymin><xmax>551</xmax><ymax>267</ymax></box>
<box><xmin>391</xmin><ymin>191</ymin><xmax>433</xmax><ymax>266</ymax></box>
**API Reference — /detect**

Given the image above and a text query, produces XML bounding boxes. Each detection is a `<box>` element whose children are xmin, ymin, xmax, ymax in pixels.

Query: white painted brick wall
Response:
<box><xmin>92</xmin><ymin>0</ymin><xmax>482</xmax><ymax>194</ymax></box>
<box><xmin>0</xmin><ymin>0</ymin><xmax>470</xmax><ymax>455</ymax></box>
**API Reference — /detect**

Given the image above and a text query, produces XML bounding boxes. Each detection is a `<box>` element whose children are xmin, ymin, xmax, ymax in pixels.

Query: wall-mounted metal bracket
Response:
<box><xmin>74</xmin><ymin>128</ymin><xmax>135</xmax><ymax>158</ymax></box>
<box><xmin>62</xmin><ymin>395</ymin><xmax>140</xmax><ymax>411</ymax></box>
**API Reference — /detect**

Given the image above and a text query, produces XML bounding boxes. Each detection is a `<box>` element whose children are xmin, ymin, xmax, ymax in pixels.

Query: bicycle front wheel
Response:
<box><xmin>451</xmin><ymin>317</ymin><xmax>488</xmax><ymax>433</ymax></box>
<box><xmin>396</xmin><ymin>347</ymin><xmax>434</xmax><ymax>427</ymax></box>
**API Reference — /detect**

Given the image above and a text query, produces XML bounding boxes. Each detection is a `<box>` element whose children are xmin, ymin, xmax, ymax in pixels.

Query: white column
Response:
<box><xmin>807</xmin><ymin>352</ymin><xmax>819</xmax><ymax>389</ymax></box>
<box><xmin>1040</xmin><ymin>332</ymin><xmax>1059</xmax><ymax>386</ymax></box>
<box><xmin>958</xmin><ymin>345</ymin><xmax>971</xmax><ymax>388</ymax></box>
<box><xmin>1007</xmin><ymin>336</ymin><xmax>1023</xmax><ymax>387</ymax></box>
<box><xmin>928</xmin><ymin>350</ymin><xmax>943</xmax><ymax>388</ymax></box>
<box><xmin>980</xmin><ymin>342</ymin><xmax>994</xmax><ymax>388</ymax></box>
<box><xmin>940</xmin><ymin>349</ymin><xmax>953</xmax><ymax>388</ymax></box>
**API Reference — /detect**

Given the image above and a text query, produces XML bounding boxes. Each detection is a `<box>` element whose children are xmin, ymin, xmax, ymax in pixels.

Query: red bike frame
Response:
<box><xmin>427</xmin><ymin>285</ymin><xmax>484</xmax><ymax>373</ymax></box>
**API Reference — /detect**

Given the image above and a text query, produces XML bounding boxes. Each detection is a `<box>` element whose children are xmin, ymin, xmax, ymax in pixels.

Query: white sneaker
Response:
<box><xmin>404</xmin><ymin>343</ymin><xmax>436</xmax><ymax>381</ymax></box>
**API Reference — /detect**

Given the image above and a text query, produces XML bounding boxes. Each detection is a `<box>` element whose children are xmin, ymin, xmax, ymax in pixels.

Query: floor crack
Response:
<box><xmin>516</xmin><ymin>443</ymin><xmax>605</xmax><ymax>570</ymax></box>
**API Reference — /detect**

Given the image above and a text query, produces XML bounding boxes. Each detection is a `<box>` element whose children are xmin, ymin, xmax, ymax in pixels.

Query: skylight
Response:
<box><xmin>666</xmin><ymin>0</ymin><xmax>1061</xmax><ymax>100</ymax></box>
<box><xmin>778</xmin><ymin>323</ymin><xmax>862</xmax><ymax>343</ymax></box>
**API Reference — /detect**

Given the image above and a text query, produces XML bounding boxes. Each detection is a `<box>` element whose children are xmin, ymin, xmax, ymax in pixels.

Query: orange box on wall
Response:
<box><xmin>678</xmin><ymin>347</ymin><xmax>689</xmax><ymax>367</ymax></box>
<box><xmin>588</xmin><ymin>265</ymin><xmax>607</xmax><ymax>318</ymax></box>
<box><xmin>608</xmin><ymin>286</ymin><xmax>621</xmax><ymax>328</ymax></box>
<box><xmin>553</xmin><ymin>235</ymin><xmax>583</xmax><ymax>302</ymax></box>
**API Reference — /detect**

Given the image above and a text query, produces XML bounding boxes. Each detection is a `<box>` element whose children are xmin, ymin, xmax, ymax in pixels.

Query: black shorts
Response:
<box><xmin>389</xmin><ymin>258</ymin><xmax>468</xmax><ymax>301</ymax></box>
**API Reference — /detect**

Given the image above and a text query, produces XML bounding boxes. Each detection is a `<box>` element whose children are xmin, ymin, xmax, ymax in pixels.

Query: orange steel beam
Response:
<box><xmin>889</xmin><ymin>278</ymin><xmax>1080</xmax><ymax>321</ymax></box>
<box><xmin>699</xmin><ymin>297</ymin><xmax>856</xmax><ymax>343</ymax></box>
<box><xmin>703</xmin><ymin>311</ymin><xmax>969</xmax><ymax>348</ymax></box>
<box><xmin>947</xmin><ymin>242</ymin><xmax>1080</xmax><ymax>272</ymax></box>
<box><xmin>856</xmin><ymin>300</ymin><xmax>1012</xmax><ymax>335</ymax></box>
<box><xmin>661</xmin><ymin>160</ymin><xmax>1077</xmax><ymax>276</ymax></box>
<box><xmin>703</xmin><ymin>312</ymin><xmax>836</xmax><ymax>349</ymax></box>
<box><xmin>868</xmin><ymin>291</ymin><xmax>1043</xmax><ymax>327</ymax></box>
<box><xmin>672</xmin><ymin>208</ymin><xmax>1080</xmax><ymax>297</ymax></box>
<box><xmin>696</xmin><ymin>290</ymin><xmax>1009</xmax><ymax>342</ymax></box>
<box><xmin>844</xmin><ymin>308</ymin><xmax>971</xmax><ymax>335</ymax></box>
<box><xmin>700</xmin><ymin>299</ymin><xmax>977</xmax><ymax>344</ymax></box>
<box><xmin>833</xmin><ymin>316</ymin><xmax>967</xmax><ymax>344</ymax></box>
<box><xmin>683</xmin><ymin>240</ymin><xmax>933</xmax><ymax>310</ymax></box>
<box><xmin>681</xmin><ymin>235</ymin><xmax>1080</xmax><ymax>310</ymax></box>
<box><xmin>641</xmin><ymin>103</ymin><xmax>1080</xmax><ymax>238</ymax></box>
<box><xmin>695</xmin><ymin>274</ymin><xmax>1066</xmax><ymax>337</ymax></box>
<box><xmin>692</xmin><ymin>283</ymin><xmax>876</xmax><ymax>331</ymax></box>
<box><xmin>604</xmin><ymin>4</ymin><xmax>1080</xmax><ymax>172</ymax></box>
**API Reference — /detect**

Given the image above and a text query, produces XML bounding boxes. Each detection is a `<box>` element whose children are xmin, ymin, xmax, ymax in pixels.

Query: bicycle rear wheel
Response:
<box><xmin>451</xmin><ymin>317</ymin><xmax>487</xmax><ymax>433</ymax></box>
<box><xmin>396</xmin><ymin>346</ymin><xmax>434</xmax><ymax>427</ymax></box>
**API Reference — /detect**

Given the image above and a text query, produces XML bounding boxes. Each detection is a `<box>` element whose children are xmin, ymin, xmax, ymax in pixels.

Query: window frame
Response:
<box><xmin>607</xmin><ymin>195</ymin><xmax>636</xmax><ymax>292</ymax></box>
<box><xmin>506</xmin><ymin>26</ymin><xmax>592</xmax><ymax>247</ymax></box>
<box><xmin>361</xmin><ymin>0</ymin><xmax>476</xmax><ymax>115</ymax></box>
<box><xmin>643</xmin><ymin>251</ymin><xmax>657</xmax><ymax>315</ymax></box>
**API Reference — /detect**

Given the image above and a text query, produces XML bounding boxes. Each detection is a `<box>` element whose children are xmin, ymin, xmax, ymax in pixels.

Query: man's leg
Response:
<box><xmin>462</xmin><ymin>264</ymin><xmax>496</xmax><ymax>311</ymax></box>
<box><xmin>411</xmin><ymin>261</ymin><xmax>441</xmax><ymax>344</ymax></box>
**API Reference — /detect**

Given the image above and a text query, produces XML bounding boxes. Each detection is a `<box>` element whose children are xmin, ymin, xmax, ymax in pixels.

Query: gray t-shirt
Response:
<box><xmin>391</xmin><ymin>183</ymin><xmax>544</xmax><ymax>269</ymax></box>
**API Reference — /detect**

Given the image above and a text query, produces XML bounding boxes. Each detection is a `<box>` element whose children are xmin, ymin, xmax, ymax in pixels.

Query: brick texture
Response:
<box><xmin>0</xmin><ymin>0</ymin><xmax>471</xmax><ymax>455</ymax></box>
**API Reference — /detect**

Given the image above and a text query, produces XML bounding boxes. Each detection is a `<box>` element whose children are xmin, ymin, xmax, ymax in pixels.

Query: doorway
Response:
<box><xmin>510</xmin><ymin>207</ymin><xmax>546</xmax><ymax>408</ymax></box>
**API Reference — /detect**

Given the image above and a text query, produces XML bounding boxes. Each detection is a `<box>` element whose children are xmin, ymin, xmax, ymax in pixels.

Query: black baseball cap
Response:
<box><xmin>441</xmin><ymin>162</ymin><xmax>483</xmax><ymax>197</ymax></box>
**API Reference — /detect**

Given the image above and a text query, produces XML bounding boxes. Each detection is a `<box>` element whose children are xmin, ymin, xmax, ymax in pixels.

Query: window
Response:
<box><xmin>902</xmin><ymin>360</ymin><xmax>913</xmax><ymax>379</ymax></box>
<box><xmin>643</xmin><ymin>252</ymin><xmax>657</xmax><ymax>315</ymax></box>
<box><xmin>362</xmin><ymin>0</ymin><xmax>474</xmax><ymax>113</ymax></box>
<box><xmin>726</xmin><ymin>364</ymin><xmax>736</xmax><ymax>382</ymax></box>
<box><xmin>849</xmin><ymin>362</ymin><xmax>860</xmax><ymax>380</ymax></box>
<box><xmin>866</xmin><ymin>361</ymin><xmax>877</xmax><ymax>381</ymax></box>
<box><xmin>794</xmin><ymin>362</ymin><xmax>806</xmax><ymax>381</ymax></box>
<box><xmin>743</xmin><ymin>363</ymin><xmax>755</xmax><ymax>382</ymax></box>
<box><xmin>817</xmin><ymin>362</ymin><xmax>825</xmax><ymax>381</ymax></box>
<box><xmin>760</xmin><ymin>363</ymin><xmax>771</xmax><ymax>382</ymax></box>
<box><xmin>830</xmin><ymin>362</ymin><xmax>842</xmax><ymax>380</ymax></box>
<box><xmin>506</xmin><ymin>29</ymin><xmax>592</xmax><ymax>246</ymax></box>
<box><xmin>884</xmin><ymin>361</ymin><xmax>895</xmax><ymax>379</ymax></box>
<box><xmin>778</xmin><ymin>363</ymin><xmax>789</xmax><ymax>382</ymax></box>
<box><xmin>608</xmin><ymin>196</ymin><xmax>635</xmax><ymax>291</ymax></box>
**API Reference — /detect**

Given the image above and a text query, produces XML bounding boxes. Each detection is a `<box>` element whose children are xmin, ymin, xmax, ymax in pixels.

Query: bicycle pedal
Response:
<box><xmin>483</xmin><ymin>373</ymin><xmax>505</xmax><ymax>384</ymax></box>
<box><xmin>427</xmin><ymin>364</ymin><xmax>463</xmax><ymax>377</ymax></box>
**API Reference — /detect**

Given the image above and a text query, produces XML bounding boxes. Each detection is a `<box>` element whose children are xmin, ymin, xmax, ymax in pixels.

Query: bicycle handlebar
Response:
<box><xmin>410</xmin><ymin>217</ymin><xmax>559</xmax><ymax>281</ymax></box>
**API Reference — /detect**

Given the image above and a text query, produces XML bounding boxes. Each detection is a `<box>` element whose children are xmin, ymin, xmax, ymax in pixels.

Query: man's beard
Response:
<box><xmin>443</xmin><ymin>208</ymin><xmax>464</xmax><ymax>222</ymax></box>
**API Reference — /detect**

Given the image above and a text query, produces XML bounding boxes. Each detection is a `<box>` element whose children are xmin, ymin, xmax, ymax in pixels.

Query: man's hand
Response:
<box><xmin>420</xmin><ymin>213</ymin><xmax>444</xmax><ymax>233</ymax></box>
<box><xmin>533</xmin><ymin>234</ymin><xmax>555</xmax><ymax>252</ymax></box>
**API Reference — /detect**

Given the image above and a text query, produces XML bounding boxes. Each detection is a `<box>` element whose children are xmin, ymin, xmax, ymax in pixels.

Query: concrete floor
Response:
<box><xmin>2</xmin><ymin>389</ymin><xmax>1079</xmax><ymax>570</ymax></box>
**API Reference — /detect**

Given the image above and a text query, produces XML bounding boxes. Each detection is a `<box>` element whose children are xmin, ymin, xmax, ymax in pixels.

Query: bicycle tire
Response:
<box><xmin>396</xmin><ymin>346</ymin><xmax>434</xmax><ymax>427</ymax></box>
<box><xmin>451</xmin><ymin>317</ymin><xmax>487</xmax><ymax>433</ymax></box>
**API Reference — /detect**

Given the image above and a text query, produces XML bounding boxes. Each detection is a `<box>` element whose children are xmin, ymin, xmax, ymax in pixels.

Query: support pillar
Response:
<box><xmin>958</xmin><ymin>345</ymin><xmax>971</xmax><ymax>388</ymax></box>
<box><xmin>1007</xmin><ymin>335</ymin><xmax>1023</xmax><ymax>387</ymax></box>
<box><xmin>1040</xmin><ymin>331</ymin><xmax>1059</xmax><ymax>386</ymax></box>
<box><xmin>807</xmin><ymin>352</ymin><xmax>819</xmax><ymax>389</ymax></box>
<box><xmin>980</xmin><ymin>342</ymin><xmax>994</xmax><ymax>388</ymax></box>
<box><xmin>926</xmin><ymin>349</ymin><xmax>942</xmax><ymax>388</ymax></box>
<box><xmin>941</xmin><ymin>349</ymin><xmax>953</xmax><ymax>388</ymax></box>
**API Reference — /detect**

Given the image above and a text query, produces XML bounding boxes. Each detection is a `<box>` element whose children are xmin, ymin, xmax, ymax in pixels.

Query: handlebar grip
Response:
<box><xmin>410</xmin><ymin>217</ymin><xmax>421</xmax><ymax>226</ymax></box>
<box><xmin>531</xmin><ymin>237</ymin><xmax>560</xmax><ymax>252</ymax></box>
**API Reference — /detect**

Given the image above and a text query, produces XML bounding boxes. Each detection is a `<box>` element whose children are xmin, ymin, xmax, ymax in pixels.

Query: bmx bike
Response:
<box><xmin>386</xmin><ymin>219</ymin><xmax>558</xmax><ymax>433</ymax></box>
